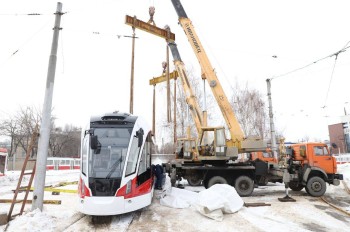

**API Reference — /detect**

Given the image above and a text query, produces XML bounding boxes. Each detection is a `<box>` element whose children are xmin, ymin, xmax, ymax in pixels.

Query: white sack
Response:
<box><xmin>160</xmin><ymin>186</ymin><xmax>199</xmax><ymax>209</ymax></box>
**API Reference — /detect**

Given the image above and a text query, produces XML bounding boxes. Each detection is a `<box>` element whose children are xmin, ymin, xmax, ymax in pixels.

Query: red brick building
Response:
<box><xmin>328</xmin><ymin>115</ymin><xmax>350</xmax><ymax>154</ymax></box>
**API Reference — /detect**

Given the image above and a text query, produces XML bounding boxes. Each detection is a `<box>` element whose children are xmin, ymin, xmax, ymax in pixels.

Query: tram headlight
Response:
<box><xmin>78</xmin><ymin>178</ymin><xmax>90</xmax><ymax>198</ymax></box>
<box><xmin>126</xmin><ymin>180</ymin><xmax>132</xmax><ymax>194</ymax></box>
<box><xmin>81</xmin><ymin>181</ymin><xmax>85</xmax><ymax>196</ymax></box>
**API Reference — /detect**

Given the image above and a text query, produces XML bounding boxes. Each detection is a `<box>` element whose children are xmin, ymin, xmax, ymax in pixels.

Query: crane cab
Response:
<box><xmin>197</xmin><ymin>127</ymin><xmax>232</xmax><ymax>160</ymax></box>
<box><xmin>175</xmin><ymin>137</ymin><xmax>197</xmax><ymax>160</ymax></box>
<box><xmin>78</xmin><ymin>112</ymin><xmax>155</xmax><ymax>216</ymax></box>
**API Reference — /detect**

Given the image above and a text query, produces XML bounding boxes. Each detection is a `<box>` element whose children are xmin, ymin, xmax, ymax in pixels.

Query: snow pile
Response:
<box><xmin>338</xmin><ymin>163</ymin><xmax>350</xmax><ymax>181</ymax></box>
<box><xmin>0</xmin><ymin>171</ymin><xmax>28</xmax><ymax>186</ymax></box>
<box><xmin>6</xmin><ymin>209</ymin><xmax>55</xmax><ymax>232</ymax></box>
<box><xmin>195</xmin><ymin>184</ymin><xmax>244</xmax><ymax>221</ymax></box>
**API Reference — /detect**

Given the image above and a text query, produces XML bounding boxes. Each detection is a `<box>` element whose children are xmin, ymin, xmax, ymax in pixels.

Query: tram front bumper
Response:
<box><xmin>78</xmin><ymin>196</ymin><xmax>126</xmax><ymax>216</ymax></box>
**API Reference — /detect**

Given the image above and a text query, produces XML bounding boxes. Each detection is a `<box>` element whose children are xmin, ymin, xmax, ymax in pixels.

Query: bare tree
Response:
<box><xmin>0</xmin><ymin>107</ymin><xmax>41</xmax><ymax>157</ymax></box>
<box><xmin>15</xmin><ymin>107</ymin><xmax>41</xmax><ymax>157</ymax></box>
<box><xmin>230</xmin><ymin>82</ymin><xmax>269</xmax><ymax>139</ymax></box>
<box><xmin>0</xmin><ymin>106</ymin><xmax>81</xmax><ymax>158</ymax></box>
<box><xmin>0</xmin><ymin>117</ymin><xmax>20</xmax><ymax>157</ymax></box>
<box><xmin>49</xmin><ymin>124</ymin><xmax>81</xmax><ymax>157</ymax></box>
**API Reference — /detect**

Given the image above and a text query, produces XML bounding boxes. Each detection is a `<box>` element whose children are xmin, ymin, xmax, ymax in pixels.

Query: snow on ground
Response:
<box><xmin>0</xmin><ymin>164</ymin><xmax>349</xmax><ymax>232</ymax></box>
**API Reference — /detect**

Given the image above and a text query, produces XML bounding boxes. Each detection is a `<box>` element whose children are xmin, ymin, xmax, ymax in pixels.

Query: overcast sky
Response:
<box><xmin>1</xmin><ymin>0</ymin><xmax>350</xmax><ymax>144</ymax></box>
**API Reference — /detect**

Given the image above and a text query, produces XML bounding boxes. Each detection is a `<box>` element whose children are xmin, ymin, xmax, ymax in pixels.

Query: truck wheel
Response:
<box><xmin>306</xmin><ymin>176</ymin><xmax>326</xmax><ymax>197</ymax></box>
<box><xmin>207</xmin><ymin>176</ymin><xmax>227</xmax><ymax>188</ymax></box>
<box><xmin>187</xmin><ymin>176</ymin><xmax>202</xmax><ymax>186</ymax></box>
<box><xmin>289</xmin><ymin>181</ymin><xmax>304</xmax><ymax>191</ymax></box>
<box><xmin>235</xmin><ymin>176</ymin><xmax>254</xmax><ymax>197</ymax></box>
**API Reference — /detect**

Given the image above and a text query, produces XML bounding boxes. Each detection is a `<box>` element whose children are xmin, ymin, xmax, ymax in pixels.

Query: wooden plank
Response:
<box><xmin>42</xmin><ymin>188</ymin><xmax>77</xmax><ymax>193</ymax></box>
<box><xmin>56</xmin><ymin>181</ymin><xmax>78</xmax><ymax>187</ymax></box>
<box><xmin>125</xmin><ymin>15</ymin><xmax>175</xmax><ymax>41</ymax></box>
<box><xmin>244</xmin><ymin>202</ymin><xmax>271</xmax><ymax>207</ymax></box>
<box><xmin>0</xmin><ymin>199</ymin><xmax>61</xmax><ymax>204</ymax></box>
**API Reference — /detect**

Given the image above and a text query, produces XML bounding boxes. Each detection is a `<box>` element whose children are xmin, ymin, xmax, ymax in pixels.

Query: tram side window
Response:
<box><xmin>125</xmin><ymin>137</ymin><xmax>141</xmax><ymax>176</ymax></box>
<box><xmin>82</xmin><ymin>136</ymin><xmax>88</xmax><ymax>175</ymax></box>
<box><xmin>137</xmin><ymin>133</ymin><xmax>152</xmax><ymax>186</ymax></box>
<box><xmin>138</xmin><ymin>143</ymin><xmax>148</xmax><ymax>175</ymax></box>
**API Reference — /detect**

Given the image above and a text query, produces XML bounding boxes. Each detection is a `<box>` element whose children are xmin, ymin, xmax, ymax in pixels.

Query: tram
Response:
<box><xmin>46</xmin><ymin>157</ymin><xmax>80</xmax><ymax>170</ymax></box>
<box><xmin>77</xmin><ymin>111</ymin><xmax>155</xmax><ymax>216</ymax></box>
<box><xmin>334</xmin><ymin>154</ymin><xmax>350</xmax><ymax>164</ymax></box>
<box><xmin>0</xmin><ymin>148</ymin><xmax>8</xmax><ymax>176</ymax></box>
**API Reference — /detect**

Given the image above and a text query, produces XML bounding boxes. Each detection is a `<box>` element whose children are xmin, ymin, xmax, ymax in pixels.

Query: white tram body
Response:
<box><xmin>46</xmin><ymin>157</ymin><xmax>80</xmax><ymax>170</ymax></box>
<box><xmin>334</xmin><ymin>154</ymin><xmax>350</xmax><ymax>164</ymax></box>
<box><xmin>0</xmin><ymin>148</ymin><xmax>8</xmax><ymax>176</ymax></box>
<box><xmin>78</xmin><ymin>112</ymin><xmax>155</xmax><ymax>216</ymax></box>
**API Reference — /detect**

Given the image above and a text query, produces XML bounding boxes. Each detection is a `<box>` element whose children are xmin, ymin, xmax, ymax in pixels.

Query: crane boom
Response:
<box><xmin>168</xmin><ymin>42</ymin><xmax>204</xmax><ymax>137</ymax></box>
<box><xmin>171</xmin><ymin>0</ymin><xmax>244</xmax><ymax>143</ymax></box>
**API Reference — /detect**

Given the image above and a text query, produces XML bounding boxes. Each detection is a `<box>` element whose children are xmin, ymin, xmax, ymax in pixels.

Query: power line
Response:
<box><xmin>0</xmin><ymin>18</ymin><xmax>52</xmax><ymax>68</ymax></box>
<box><xmin>322</xmin><ymin>54</ymin><xmax>339</xmax><ymax>108</ymax></box>
<box><xmin>63</xmin><ymin>28</ymin><xmax>138</xmax><ymax>39</ymax></box>
<box><xmin>0</xmin><ymin>13</ymin><xmax>50</xmax><ymax>16</ymax></box>
<box><xmin>272</xmin><ymin>41</ymin><xmax>350</xmax><ymax>80</ymax></box>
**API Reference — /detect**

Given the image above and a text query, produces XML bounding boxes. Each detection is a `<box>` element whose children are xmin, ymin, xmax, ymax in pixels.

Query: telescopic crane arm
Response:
<box><xmin>171</xmin><ymin>0</ymin><xmax>245</xmax><ymax>145</ymax></box>
<box><xmin>168</xmin><ymin>42</ymin><xmax>204</xmax><ymax>138</ymax></box>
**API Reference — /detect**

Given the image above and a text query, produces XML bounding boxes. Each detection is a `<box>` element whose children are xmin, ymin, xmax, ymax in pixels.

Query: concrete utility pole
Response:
<box><xmin>32</xmin><ymin>2</ymin><xmax>63</xmax><ymax>211</ymax></box>
<box><xmin>266</xmin><ymin>78</ymin><xmax>278</xmax><ymax>162</ymax></box>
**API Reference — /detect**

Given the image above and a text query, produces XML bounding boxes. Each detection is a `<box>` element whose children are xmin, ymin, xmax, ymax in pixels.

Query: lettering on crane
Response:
<box><xmin>185</xmin><ymin>23</ymin><xmax>201</xmax><ymax>53</ymax></box>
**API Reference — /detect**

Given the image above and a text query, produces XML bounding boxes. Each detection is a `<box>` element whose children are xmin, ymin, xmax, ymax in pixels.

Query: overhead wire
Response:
<box><xmin>322</xmin><ymin>54</ymin><xmax>339</xmax><ymax>109</ymax></box>
<box><xmin>0</xmin><ymin>17</ymin><xmax>52</xmax><ymax>68</ymax></box>
<box><xmin>63</xmin><ymin>28</ymin><xmax>138</xmax><ymax>39</ymax></box>
<box><xmin>0</xmin><ymin>13</ymin><xmax>49</xmax><ymax>16</ymax></box>
<box><xmin>272</xmin><ymin>41</ymin><xmax>350</xmax><ymax>80</ymax></box>
<box><xmin>270</xmin><ymin>40</ymin><xmax>350</xmax><ymax>120</ymax></box>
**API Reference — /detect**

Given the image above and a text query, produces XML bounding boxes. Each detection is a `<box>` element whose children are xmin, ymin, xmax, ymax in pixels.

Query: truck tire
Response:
<box><xmin>305</xmin><ymin>176</ymin><xmax>326</xmax><ymax>197</ymax></box>
<box><xmin>187</xmin><ymin>176</ymin><xmax>202</xmax><ymax>186</ymax></box>
<box><xmin>234</xmin><ymin>176</ymin><xmax>254</xmax><ymax>197</ymax></box>
<box><xmin>207</xmin><ymin>176</ymin><xmax>227</xmax><ymax>188</ymax></box>
<box><xmin>289</xmin><ymin>181</ymin><xmax>304</xmax><ymax>191</ymax></box>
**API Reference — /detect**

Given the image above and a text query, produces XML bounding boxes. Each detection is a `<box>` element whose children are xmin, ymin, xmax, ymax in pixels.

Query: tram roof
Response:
<box><xmin>90</xmin><ymin>111</ymin><xmax>137</xmax><ymax>126</ymax></box>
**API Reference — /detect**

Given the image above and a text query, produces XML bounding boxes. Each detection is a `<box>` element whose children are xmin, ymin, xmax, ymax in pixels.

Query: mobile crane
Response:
<box><xmin>151</xmin><ymin>42</ymin><xmax>230</xmax><ymax>162</ymax></box>
<box><xmin>168</xmin><ymin>41</ymin><xmax>238</xmax><ymax>161</ymax></box>
<box><xmin>171</xmin><ymin>0</ymin><xmax>266</xmax><ymax>156</ymax></box>
<box><xmin>163</xmin><ymin>0</ymin><xmax>343</xmax><ymax>197</ymax></box>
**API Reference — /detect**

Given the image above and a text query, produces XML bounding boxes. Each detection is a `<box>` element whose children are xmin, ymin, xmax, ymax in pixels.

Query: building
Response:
<box><xmin>328</xmin><ymin>115</ymin><xmax>350</xmax><ymax>154</ymax></box>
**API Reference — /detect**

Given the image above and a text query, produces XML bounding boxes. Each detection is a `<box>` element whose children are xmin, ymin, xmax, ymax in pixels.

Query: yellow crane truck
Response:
<box><xmin>163</xmin><ymin>0</ymin><xmax>343</xmax><ymax>197</ymax></box>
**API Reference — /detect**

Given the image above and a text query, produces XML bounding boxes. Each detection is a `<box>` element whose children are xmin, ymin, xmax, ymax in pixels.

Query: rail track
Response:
<box><xmin>319</xmin><ymin>180</ymin><xmax>350</xmax><ymax>217</ymax></box>
<box><xmin>60</xmin><ymin>212</ymin><xmax>135</xmax><ymax>232</ymax></box>
<box><xmin>342</xmin><ymin>180</ymin><xmax>350</xmax><ymax>194</ymax></box>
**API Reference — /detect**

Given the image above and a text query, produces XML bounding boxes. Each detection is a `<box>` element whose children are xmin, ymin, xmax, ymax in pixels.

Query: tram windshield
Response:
<box><xmin>88</xmin><ymin>128</ymin><xmax>132</xmax><ymax>179</ymax></box>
